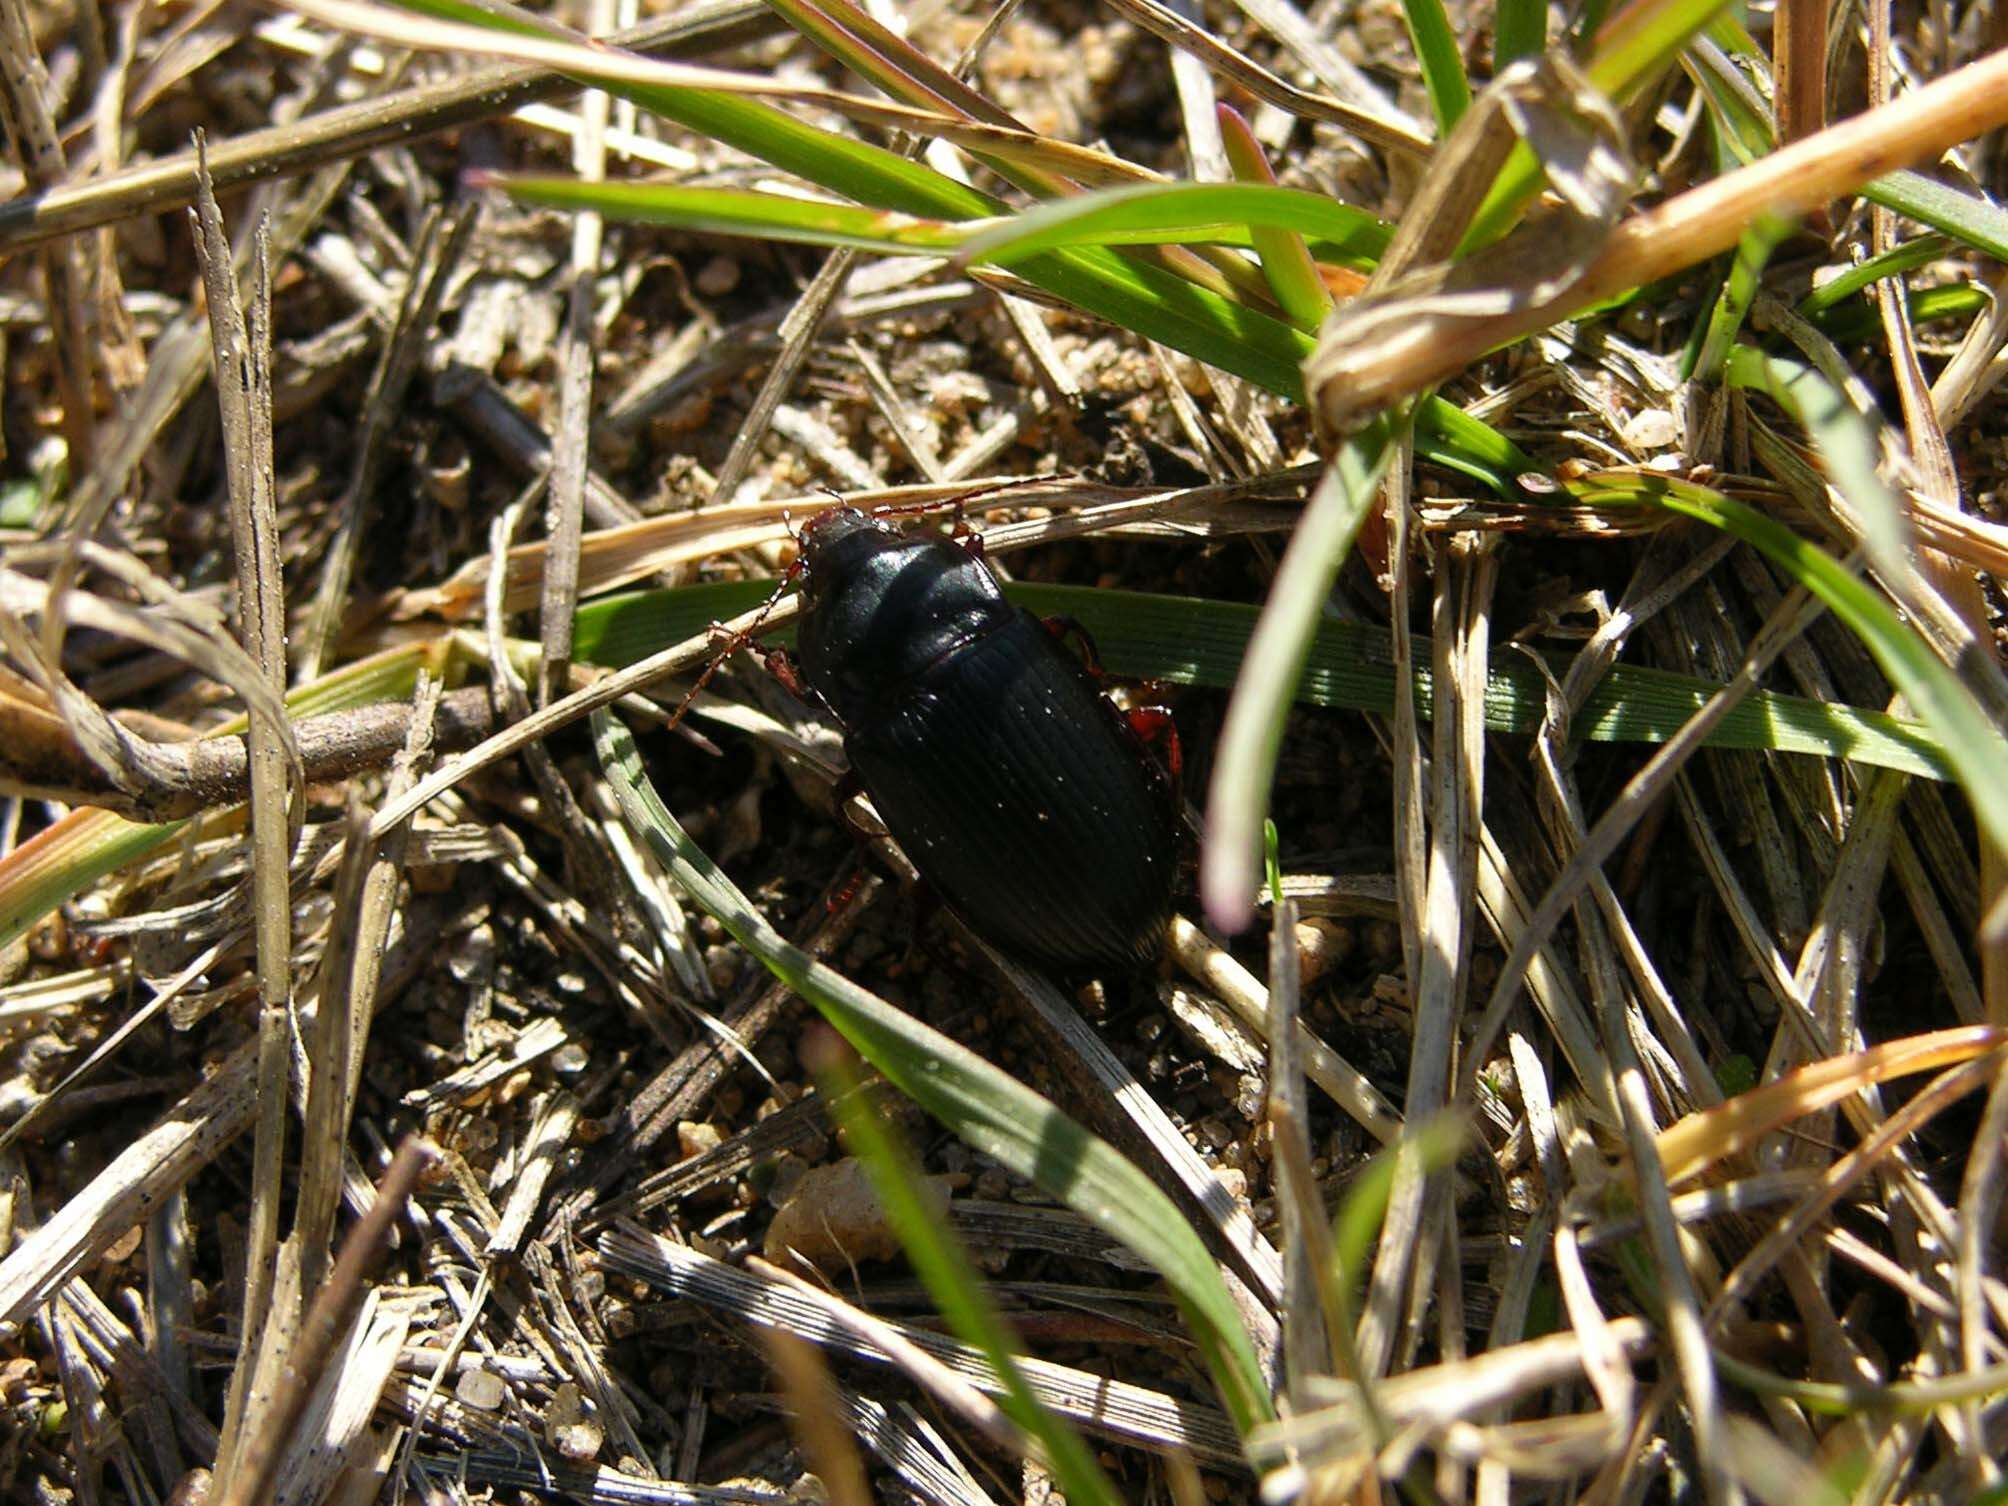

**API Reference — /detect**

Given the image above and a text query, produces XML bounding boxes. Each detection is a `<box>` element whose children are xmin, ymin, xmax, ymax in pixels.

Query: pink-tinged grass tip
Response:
<box><xmin>1198</xmin><ymin>834</ymin><xmax>1258</xmax><ymax>935</ymax></box>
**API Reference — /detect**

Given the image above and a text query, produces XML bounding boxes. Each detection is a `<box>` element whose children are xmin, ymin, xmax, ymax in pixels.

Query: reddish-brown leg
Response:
<box><xmin>1126</xmin><ymin>702</ymin><xmax>1183</xmax><ymax>787</ymax></box>
<box><xmin>1041</xmin><ymin>614</ymin><xmax>1106</xmax><ymax>677</ymax></box>
<box><xmin>765</xmin><ymin>645</ymin><xmax>809</xmax><ymax>699</ymax></box>
<box><xmin>825</xmin><ymin>856</ymin><xmax>871</xmax><ymax>914</ymax></box>
<box><xmin>949</xmin><ymin>519</ymin><xmax>986</xmax><ymax>563</ymax></box>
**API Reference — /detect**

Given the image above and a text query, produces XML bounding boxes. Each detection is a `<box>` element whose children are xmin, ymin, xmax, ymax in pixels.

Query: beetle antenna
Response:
<box><xmin>864</xmin><ymin>475</ymin><xmax>1067</xmax><ymax>534</ymax></box>
<box><xmin>653</xmin><ymin>538</ymin><xmax>806</xmax><ymax>741</ymax></box>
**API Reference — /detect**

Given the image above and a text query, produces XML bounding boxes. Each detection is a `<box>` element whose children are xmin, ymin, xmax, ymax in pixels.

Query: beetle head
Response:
<box><xmin>793</xmin><ymin>506</ymin><xmax>1009</xmax><ymax>727</ymax></box>
<box><xmin>794</xmin><ymin>506</ymin><xmax>891</xmax><ymax>592</ymax></box>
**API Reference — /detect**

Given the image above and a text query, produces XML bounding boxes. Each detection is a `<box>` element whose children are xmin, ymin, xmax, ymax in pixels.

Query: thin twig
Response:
<box><xmin>0</xmin><ymin>683</ymin><xmax>495</xmax><ymax>820</ymax></box>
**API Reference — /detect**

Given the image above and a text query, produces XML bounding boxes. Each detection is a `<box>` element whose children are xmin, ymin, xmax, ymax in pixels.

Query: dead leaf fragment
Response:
<box><xmin>763</xmin><ymin>1156</ymin><xmax>951</xmax><ymax>1270</ymax></box>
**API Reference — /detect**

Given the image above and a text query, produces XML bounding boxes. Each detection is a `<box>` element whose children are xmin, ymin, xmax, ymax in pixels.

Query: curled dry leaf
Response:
<box><xmin>1305</xmin><ymin>55</ymin><xmax>1634</xmax><ymax>444</ymax></box>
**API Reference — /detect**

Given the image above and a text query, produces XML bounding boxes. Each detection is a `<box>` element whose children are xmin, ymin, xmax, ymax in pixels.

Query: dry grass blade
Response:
<box><xmin>1308</xmin><ymin>55</ymin><xmax>1631</xmax><ymax>438</ymax></box>
<box><xmin>601</xmin><ymin>1229</ymin><xmax>1248</xmax><ymax>1463</ymax></box>
<box><xmin>1860</xmin><ymin>9</ymin><xmax>2008</xmax><ymax>1013</ymax></box>
<box><xmin>984</xmin><ymin>944</ymin><xmax>1284</xmax><ymax>1323</ymax></box>
<box><xmin>1266</xmin><ymin>895</ymin><xmax>1338</xmax><ymax>1400</ymax></box>
<box><xmin>1654</xmin><ymin>1025</ymin><xmax>2008</xmax><ymax>1185</ymax></box>
<box><xmin>297</xmin><ymin>682</ymin><xmax>436</xmax><ymax>1293</ymax></box>
<box><xmin>7</xmin><ymin>0</ymin><xmax>2008</xmax><ymax>1495</ymax></box>
<box><xmin>1771</xmin><ymin>0</ymin><xmax>1826</xmax><ymax>146</ymax></box>
<box><xmin>1097</xmin><ymin>0</ymin><xmax>1432</xmax><ymax>157</ymax></box>
<box><xmin>189</xmin><ymin>147</ymin><xmax>298</xmax><ymax>1503</ymax></box>
<box><xmin>0</xmin><ymin>1035</ymin><xmax>258</xmax><ymax>1323</ymax></box>
<box><xmin>0</xmin><ymin>0</ymin><xmax>96</xmax><ymax>475</ymax></box>
<box><xmin>1361</xmin><ymin>533</ymin><xmax>1493</xmax><ymax>1384</ymax></box>
<box><xmin>835</xmin><ymin>1387</ymin><xmax>1004</xmax><ymax>1506</ymax></box>
<box><xmin>1706</xmin><ymin>1050</ymin><xmax>2004</xmax><ymax>1328</ymax></box>
<box><xmin>0</xmin><ymin>567</ymin><xmax>289</xmax><ymax>807</ymax></box>
<box><xmin>1250</xmin><ymin>1318</ymin><xmax>1654</xmax><ymax>1472</ymax></box>
<box><xmin>762</xmin><ymin>1329</ymin><xmax>875</xmax><ymax>1506</ymax></box>
<box><xmin>297</xmin><ymin>205</ymin><xmax>473</xmax><ymax>683</ymax></box>
<box><xmin>1324</xmin><ymin>44</ymin><xmax>2008</xmax><ymax>419</ymax></box>
<box><xmin>285</xmin><ymin>0</ymin><xmax>1151</xmax><ymax>179</ymax></box>
<box><xmin>711</xmin><ymin>249</ymin><xmax>858</xmax><ymax>506</ymax></box>
<box><xmin>538</xmin><ymin>8</ymin><xmax>611</xmax><ymax>705</ymax></box>
<box><xmin>368</xmin><ymin>590</ymin><xmax>792</xmax><ymax>843</ymax></box>
<box><xmin>0</xmin><ymin>682</ymin><xmax>492</xmax><ymax>819</ymax></box>
<box><xmin>1167</xmin><ymin>917</ymin><xmax>1402</xmax><ymax>1142</ymax></box>
<box><xmin>0</xmin><ymin>0</ymin><xmax>780</xmax><ymax>254</ymax></box>
<box><xmin>749</xmin><ymin>1257</ymin><xmax>1028</xmax><ymax>1460</ymax></box>
<box><xmin>1467</xmin><ymin>577</ymin><xmax>1833</xmax><ymax>1076</ymax></box>
<box><xmin>214</xmin><ymin>1135</ymin><xmax>436</xmax><ymax>1506</ymax></box>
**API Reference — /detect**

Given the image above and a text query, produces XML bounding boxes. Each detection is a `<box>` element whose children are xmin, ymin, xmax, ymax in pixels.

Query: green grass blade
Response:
<box><xmin>1494</xmin><ymin>0</ymin><xmax>1547</xmax><ymax>67</ymax></box>
<box><xmin>1415</xmin><ymin>397</ymin><xmax>1535</xmax><ymax>489</ymax></box>
<box><xmin>1202</xmin><ymin>427</ymin><xmax>1396</xmax><ymax>932</ymax></box>
<box><xmin>389</xmin><ymin>0</ymin><xmax>578</xmax><ymax>39</ymax></box>
<box><xmin>1809</xmin><ymin>281</ymin><xmax>1987</xmax><ymax>343</ymax></box>
<box><xmin>758</xmin><ymin>0</ymin><xmax>1076</xmax><ymax>202</ymax></box>
<box><xmin>536</xmin><ymin>62</ymin><xmax>995</xmax><ymax>220</ymax></box>
<box><xmin>1687</xmin><ymin>213</ymin><xmax>1793</xmax><ymax>381</ymax></box>
<box><xmin>391</xmin><ymin>0</ymin><xmax>1548</xmax><ymax>488</ymax></box>
<box><xmin>813</xmin><ymin>1054</ymin><xmax>1126</xmax><ymax>1506</ymax></box>
<box><xmin>1798</xmin><ymin>235</ymin><xmax>1952</xmax><ymax>315</ymax></box>
<box><xmin>572</xmin><ymin>577</ymin><xmax>1953</xmax><ymax>780</ymax></box>
<box><xmin>1861</xmin><ymin>169</ymin><xmax>2008</xmax><ymax>262</ymax></box>
<box><xmin>384</xmin><ymin>0</ymin><xmax>995</xmax><ymax>218</ymax></box>
<box><xmin>0</xmin><ymin>815</ymin><xmax>184</xmax><ymax>959</ymax></box>
<box><xmin>1725</xmin><ymin>344</ymin><xmax>2008</xmax><ymax>856</ymax></box>
<box><xmin>1724</xmin><ymin>348</ymin><xmax>1909</xmax><ymax>603</ymax></box>
<box><xmin>1219</xmin><ymin>105</ymin><xmax>1334</xmax><ymax>331</ymax></box>
<box><xmin>1041</xmin><ymin>248</ymin><xmax>1314</xmax><ymax>392</ymax></box>
<box><xmin>482</xmin><ymin>173</ymin><xmax>1529</xmax><ymax>486</ymax></box>
<box><xmin>953</xmin><ymin>183</ymin><xmax>1393</xmax><ymax>268</ymax></box>
<box><xmin>591</xmin><ymin>710</ymin><xmax>1275</xmax><ymax>1437</ymax></box>
<box><xmin>1681</xmin><ymin>35</ymin><xmax>1775</xmax><ymax>165</ymax></box>
<box><xmin>1587</xmin><ymin>471</ymin><xmax>2008</xmax><ymax>860</ymax></box>
<box><xmin>484</xmin><ymin>176</ymin><xmax>979</xmax><ymax>253</ymax></box>
<box><xmin>1464</xmin><ymin>0</ymin><xmax>1736</xmax><ymax>249</ymax></box>
<box><xmin>761</xmin><ymin>0</ymin><xmax>1004</xmax><ymax>130</ymax></box>
<box><xmin>5</xmin><ymin>552</ymin><xmax>1956</xmax><ymax>961</ymax></box>
<box><xmin>1397</xmin><ymin>0</ymin><xmax>1471</xmax><ymax>132</ymax></box>
<box><xmin>1587</xmin><ymin>0</ymin><xmax>1739</xmax><ymax>103</ymax></box>
<box><xmin>1704</xmin><ymin>10</ymin><xmax>1765</xmax><ymax>55</ymax></box>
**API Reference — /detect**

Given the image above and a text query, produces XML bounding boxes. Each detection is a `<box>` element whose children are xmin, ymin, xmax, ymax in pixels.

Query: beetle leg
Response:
<box><xmin>765</xmin><ymin>645</ymin><xmax>809</xmax><ymax>699</ymax></box>
<box><xmin>825</xmin><ymin>856</ymin><xmax>871</xmax><ymax>914</ymax></box>
<box><xmin>949</xmin><ymin>519</ymin><xmax>987</xmax><ymax>564</ymax></box>
<box><xmin>1040</xmin><ymin>614</ymin><xmax>1106</xmax><ymax>678</ymax></box>
<box><xmin>892</xmin><ymin>882</ymin><xmax>948</xmax><ymax>976</ymax></box>
<box><xmin>1125</xmin><ymin>700</ymin><xmax>1183</xmax><ymax>787</ymax></box>
<box><xmin>823</xmin><ymin>775</ymin><xmax>891</xmax><ymax>917</ymax></box>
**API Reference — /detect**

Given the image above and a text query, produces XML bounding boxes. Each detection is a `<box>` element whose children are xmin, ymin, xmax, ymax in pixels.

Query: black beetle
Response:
<box><xmin>783</xmin><ymin>507</ymin><xmax>1177</xmax><ymax>974</ymax></box>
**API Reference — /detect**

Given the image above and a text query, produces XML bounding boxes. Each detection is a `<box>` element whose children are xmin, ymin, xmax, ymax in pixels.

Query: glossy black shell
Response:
<box><xmin>796</xmin><ymin>509</ymin><xmax>1176</xmax><ymax>972</ymax></box>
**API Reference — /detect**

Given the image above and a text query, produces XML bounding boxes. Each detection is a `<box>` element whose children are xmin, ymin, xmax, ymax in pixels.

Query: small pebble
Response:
<box><xmin>456</xmin><ymin>1368</ymin><xmax>507</xmax><ymax>1411</ymax></box>
<box><xmin>678</xmin><ymin>1121</ymin><xmax>723</xmax><ymax>1160</ymax></box>
<box><xmin>696</xmin><ymin>255</ymin><xmax>741</xmax><ymax>296</ymax></box>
